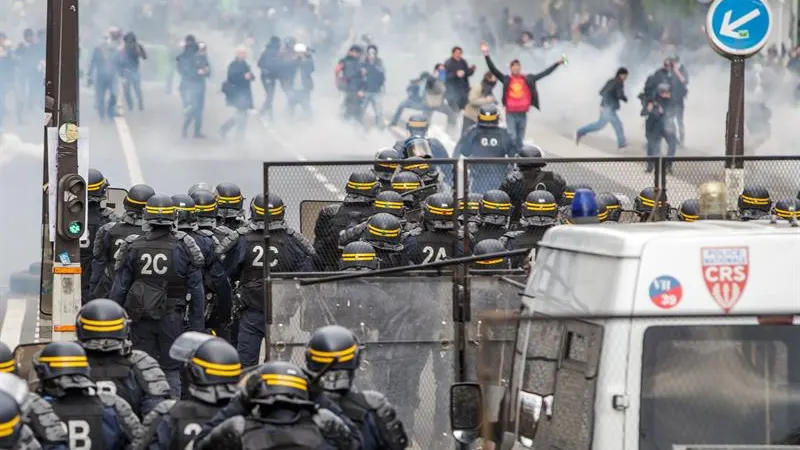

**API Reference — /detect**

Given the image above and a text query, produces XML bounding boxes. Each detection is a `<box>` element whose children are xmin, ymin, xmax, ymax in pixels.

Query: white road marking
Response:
<box><xmin>114</xmin><ymin>117</ymin><xmax>145</xmax><ymax>184</ymax></box>
<box><xmin>1</xmin><ymin>299</ymin><xmax>27</xmax><ymax>349</ymax></box>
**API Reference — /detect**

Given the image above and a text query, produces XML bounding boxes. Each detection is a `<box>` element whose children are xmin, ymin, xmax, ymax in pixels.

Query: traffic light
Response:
<box><xmin>56</xmin><ymin>174</ymin><xmax>86</xmax><ymax>240</ymax></box>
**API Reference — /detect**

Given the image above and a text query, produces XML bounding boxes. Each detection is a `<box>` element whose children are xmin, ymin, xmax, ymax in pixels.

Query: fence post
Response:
<box><xmin>262</xmin><ymin>162</ymin><xmax>272</xmax><ymax>359</ymax></box>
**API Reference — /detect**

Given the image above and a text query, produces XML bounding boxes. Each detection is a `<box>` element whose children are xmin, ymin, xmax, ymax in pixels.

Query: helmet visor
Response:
<box><xmin>169</xmin><ymin>332</ymin><xmax>215</xmax><ymax>364</ymax></box>
<box><xmin>0</xmin><ymin>373</ymin><xmax>29</xmax><ymax>405</ymax></box>
<box><xmin>406</xmin><ymin>140</ymin><xmax>432</xmax><ymax>158</ymax></box>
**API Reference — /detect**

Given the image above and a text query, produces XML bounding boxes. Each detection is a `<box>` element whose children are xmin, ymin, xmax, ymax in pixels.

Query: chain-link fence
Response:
<box><xmin>471</xmin><ymin>311</ymin><xmax>800</xmax><ymax>450</ymax></box>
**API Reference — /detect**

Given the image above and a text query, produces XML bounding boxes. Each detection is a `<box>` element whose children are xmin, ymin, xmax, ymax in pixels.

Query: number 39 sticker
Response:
<box><xmin>649</xmin><ymin>275</ymin><xmax>683</xmax><ymax>310</ymax></box>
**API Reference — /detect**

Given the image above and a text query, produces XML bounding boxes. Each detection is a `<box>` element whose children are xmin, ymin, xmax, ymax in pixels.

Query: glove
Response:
<box><xmin>195</xmin><ymin>416</ymin><xmax>244</xmax><ymax>450</ymax></box>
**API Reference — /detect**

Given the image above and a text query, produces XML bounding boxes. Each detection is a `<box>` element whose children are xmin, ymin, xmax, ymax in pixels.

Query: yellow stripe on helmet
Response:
<box><xmin>87</xmin><ymin>179</ymin><xmax>107</xmax><ymax>191</ymax></box>
<box><xmin>342</xmin><ymin>253</ymin><xmax>376</xmax><ymax>261</ymax></box>
<box><xmin>524</xmin><ymin>202</ymin><xmax>557</xmax><ymax>211</ymax></box>
<box><xmin>192</xmin><ymin>358</ymin><xmax>242</xmax><ymax>377</ymax></box>
<box><xmin>479</xmin><ymin>112</ymin><xmax>498</xmax><ymax>121</ymax></box>
<box><xmin>475</xmin><ymin>258</ymin><xmax>504</xmax><ymax>265</ymax></box>
<box><xmin>0</xmin><ymin>415</ymin><xmax>20</xmax><ymax>437</ymax></box>
<box><xmin>374</xmin><ymin>200</ymin><xmax>404</xmax><ymax>210</ymax></box>
<box><xmin>774</xmin><ymin>208</ymin><xmax>800</xmax><ymax>219</ymax></box>
<box><xmin>403</xmin><ymin>163</ymin><xmax>430</xmax><ymax>171</ymax></box>
<box><xmin>407</xmin><ymin>120</ymin><xmax>428</xmax><ymax>128</ymax></box>
<box><xmin>217</xmin><ymin>195</ymin><xmax>243</xmax><ymax>204</ymax></box>
<box><xmin>391</xmin><ymin>182</ymin><xmax>420</xmax><ymax>190</ymax></box>
<box><xmin>367</xmin><ymin>224</ymin><xmax>400</xmax><ymax>237</ymax></box>
<box><xmin>679</xmin><ymin>211</ymin><xmax>699</xmax><ymax>222</ymax></box>
<box><xmin>194</xmin><ymin>202</ymin><xmax>217</xmax><ymax>211</ymax></box>
<box><xmin>740</xmin><ymin>194</ymin><xmax>770</xmax><ymax>205</ymax></box>
<box><xmin>307</xmin><ymin>344</ymin><xmax>357</xmax><ymax>363</ymax></box>
<box><xmin>346</xmin><ymin>181</ymin><xmax>378</xmax><ymax>190</ymax></box>
<box><xmin>261</xmin><ymin>374</ymin><xmax>308</xmax><ymax>391</ymax></box>
<box><xmin>0</xmin><ymin>360</ymin><xmax>15</xmax><ymax>373</ymax></box>
<box><xmin>79</xmin><ymin>317</ymin><xmax>126</xmax><ymax>332</ymax></box>
<box><xmin>145</xmin><ymin>206</ymin><xmax>175</xmax><ymax>214</ymax></box>
<box><xmin>426</xmin><ymin>205</ymin><xmax>454</xmax><ymax>215</ymax></box>
<box><xmin>377</xmin><ymin>162</ymin><xmax>399</xmax><ymax>169</ymax></box>
<box><xmin>125</xmin><ymin>197</ymin><xmax>147</xmax><ymax>205</ymax></box>
<box><xmin>481</xmin><ymin>200</ymin><xmax>511</xmax><ymax>210</ymax></box>
<box><xmin>175</xmin><ymin>206</ymin><xmax>196</xmax><ymax>212</ymax></box>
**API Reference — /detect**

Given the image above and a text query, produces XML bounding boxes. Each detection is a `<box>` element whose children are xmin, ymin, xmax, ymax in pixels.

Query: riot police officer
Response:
<box><xmin>738</xmin><ymin>185</ymin><xmax>772</xmax><ymax>221</ymax></box>
<box><xmin>634</xmin><ymin>187</ymin><xmax>670</xmax><ymax>222</ymax></box>
<box><xmin>400</xmin><ymin>136</ymin><xmax>452</xmax><ymax>188</ymax></box>
<box><xmin>75</xmin><ymin>299</ymin><xmax>170</xmax><ymax>419</ymax></box>
<box><xmin>372</xmin><ymin>148</ymin><xmax>401</xmax><ymax>191</ymax></box>
<box><xmin>501</xmin><ymin>190</ymin><xmax>558</xmax><ymax>268</ymax></box>
<box><xmin>305</xmin><ymin>326</ymin><xmax>408</xmax><ymax>450</ymax></box>
<box><xmin>82</xmin><ymin>168</ymin><xmax>118</xmax><ymax>302</ymax></box>
<box><xmin>140</xmin><ymin>332</ymin><xmax>240</xmax><ymax>450</ymax></box>
<box><xmin>214</xmin><ymin>182</ymin><xmax>246</xmax><ymax>229</ymax></box>
<box><xmin>110</xmin><ymin>195</ymin><xmax>206</xmax><ymax>397</ymax></box>
<box><xmin>339</xmin><ymin>241</ymin><xmax>379</xmax><ymax>271</ymax></box>
<box><xmin>0</xmin><ymin>380</ymin><xmax>41</xmax><ymax>450</ymax></box>
<box><xmin>471</xmin><ymin>239</ymin><xmax>511</xmax><ymax>269</ymax></box>
<box><xmin>32</xmin><ymin>342</ymin><xmax>142</xmax><ymax>449</ymax></box>
<box><xmin>389</xmin><ymin>171</ymin><xmax>426</xmax><ymax>213</ymax></box>
<box><xmin>454</xmin><ymin>104</ymin><xmax>517</xmax><ymax>193</ymax></box>
<box><xmin>644</xmin><ymin>83</ymin><xmax>678</xmax><ymax>174</ymax></box>
<box><xmin>90</xmin><ymin>184</ymin><xmax>155</xmax><ymax>299</ymax></box>
<box><xmin>409</xmin><ymin>193</ymin><xmax>468</xmax><ymax>264</ymax></box>
<box><xmin>772</xmin><ymin>198</ymin><xmax>800</xmax><ymax>222</ymax></box>
<box><xmin>459</xmin><ymin>193</ymin><xmax>482</xmax><ymax>235</ymax></box>
<box><xmin>474</xmin><ymin>190</ymin><xmax>513</xmax><ymax>243</ymax></box>
<box><xmin>194</xmin><ymin>361</ymin><xmax>357</xmax><ymax>450</ymax></box>
<box><xmin>360</xmin><ymin>213</ymin><xmax>416</xmax><ymax>268</ymax></box>
<box><xmin>0</xmin><ymin>344</ymin><xmax>67</xmax><ymax>450</ymax></box>
<box><xmin>499</xmin><ymin>145</ymin><xmax>566</xmax><ymax>222</ymax></box>
<box><xmin>597</xmin><ymin>193</ymin><xmax>623</xmax><ymax>223</ymax></box>
<box><xmin>392</xmin><ymin>114</ymin><xmax>449</xmax><ymax>159</ymax></box>
<box><xmin>189</xmin><ymin>189</ymin><xmax>239</xmax><ymax>340</ymax></box>
<box><xmin>314</xmin><ymin>172</ymin><xmax>379</xmax><ymax>271</ymax></box>
<box><xmin>678</xmin><ymin>199</ymin><xmax>701</xmax><ymax>222</ymax></box>
<box><xmin>230</xmin><ymin>194</ymin><xmax>316</xmax><ymax>367</ymax></box>
<box><xmin>339</xmin><ymin>191</ymin><xmax>411</xmax><ymax>249</ymax></box>
<box><xmin>398</xmin><ymin>156</ymin><xmax>442</xmax><ymax>187</ymax></box>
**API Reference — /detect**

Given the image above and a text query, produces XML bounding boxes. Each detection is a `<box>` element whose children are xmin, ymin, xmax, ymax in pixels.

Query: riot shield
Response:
<box><xmin>268</xmin><ymin>274</ymin><xmax>456</xmax><ymax>447</ymax></box>
<box><xmin>300</xmin><ymin>200</ymin><xmax>342</xmax><ymax>241</ymax></box>
<box><xmin>465</xmin><ymin>274</ymin><xmax>526</xmax><ymax>383</ymax></box>
<box><xmin>105</xmin><ymin>187</ymin><xmax>128</xmax><ymax>218</ymax></box>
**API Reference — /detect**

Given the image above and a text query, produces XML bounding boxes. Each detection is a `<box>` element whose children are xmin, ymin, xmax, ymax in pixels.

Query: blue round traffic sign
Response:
<box><xmin>706</xmin><ymin>0</ymin><xmax>773</xmax><ymax>58</ymax></box>
<box><xmin>649</xmin><ymin>275</ymin><xmax>683</xmax><ymax>310</ymax></box>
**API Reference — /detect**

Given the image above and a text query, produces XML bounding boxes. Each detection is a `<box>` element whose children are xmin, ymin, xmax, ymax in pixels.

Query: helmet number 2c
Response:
<box><xmin>140</xmin><ymin>253</ymin><xmax>168</xmax><ymax>275</ymax></box>
<box><xmin>252</xmin><ymin>245</ymin><xmax>279</xmax><ymax>268</ymax></box>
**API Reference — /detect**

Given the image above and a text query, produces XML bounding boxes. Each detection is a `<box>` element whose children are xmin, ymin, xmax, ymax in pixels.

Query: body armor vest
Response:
<box><xmin>86</xmin><ymin>353</ymin><xmax>137</xmax><ymax>417</ymax></box>
<box><xmin>105</xmin><ymin>222</ymin><xmax>143</xmax><ymax>266</ymax></box>
<box><xmin>169</xmin><ymin>399</ymin><xmax>222</xmax><ymax>450</ymax></box>
<box><xmin>240</xmin><ymin>413</ymin><xmax>325</xmax><ymax>450</ymax></box>
<box><xmin>415</xmin><ymin>230</ymin><xmax>459</xmax><ymax>264</ymax></box>
<box><xmin>130</xmin><ymin>234</ymin><xmax>184</xmax><ymax>299</ymax></box>
<box><xmin>51</xmin><ymin>395</ymin><xmax>106</xmax><ymax>450</ymax></box>
<box><xmin>329</xmin><ymin>204</ymin><xmax>373</xmax><ymax>241</ymax></box>
<box><xmin>506</xmin><ymin>228</ymin><xmax>548</xmax><ymax>268</ymax></box>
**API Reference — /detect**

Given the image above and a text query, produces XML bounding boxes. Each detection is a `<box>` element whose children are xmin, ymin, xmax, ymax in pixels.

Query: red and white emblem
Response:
<box><xmin>701</xmin><ymin>247</ymin><xmax>749</xmax><ymax>313</ymax></box>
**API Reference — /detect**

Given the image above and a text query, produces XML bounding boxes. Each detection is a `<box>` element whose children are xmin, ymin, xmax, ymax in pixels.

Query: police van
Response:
<box><xmin>451</xmin><ymin>220</ymin><xmax>800</xmax><ymax>450</ymax></box>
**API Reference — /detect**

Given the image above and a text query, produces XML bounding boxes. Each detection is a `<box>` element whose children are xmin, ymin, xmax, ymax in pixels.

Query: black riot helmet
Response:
<box><xmin>0</xmin><ymin>390</ymin><xmax>23</xmax><ymax>448</ymax></box>
<box><xmin>76</xmin><ymin>298</ymin><xmax>130</xmax><ymax>343</ymax></box>
<box><xmin>373</xmin><ymin>190</ymin><xmax>406</xmax><ymax>218</ymax></box>
<box><xmin>170</xmin><ymin>332</ymin><xmax>241</xmax><ymax>386</ymax></box>
<box><xmin>171</xmin><ymin>194</ymin><xmax>196</xmax><ymax>228</ymax></box>
<box><xmin>597</xmin><ymin>193</ymin><xmax>622</xmax><ymax>222</ymax></box>
<box><xmin>249</xmin><ymin>193</ymin><xmax>268</xmax><ymax>223</ymax></box>
<box><xmin>143</xmin><ymin>194</ymin><xmax>176</xmax><ymax>226</ymax></box>
<box><xmin>365</xmin><ymin>213</ymin><xmax>403</xmax><ymax>248</ymax></box>
<box><xmin>772</xmin><ymin>198</ymin><xmax>800</xmax><ymax>221</ymax></box>
<box><xmin>738</xmin><ymin>185</ymin><xmax>771</xmax><ymax>220</ymax></box>
<box><xmin>346</xmin><ymin>171</ymin><xmax>380</xmax><ymax>199</ymax></box>
<box><xmin>0</xmin><ymin>343</ymin><xmax>14</xmax><ymax>375</ymax></box>
<box><xmin>634</xmin><ymin>187</ymin><xmax>669</xmax><ymax>215</ymax></box>
<box><xmin>516</xmin><ymin>144</ymin><xmax>545</xmax><ymax>169</ymax></box>
<box><xmin>471</xmin><ymin>239</ymin><xmax>508</xmax><ymax>269</ymax></box>
<box><xmin>560</xmin><ymin>184</ymin><xmax>593</xmax><ymax>207</ymax></box>
<box><xmin>407</xmin><ymin>114</ymin><xmax>430</xmax><ymax>137</ymax></box>
<box><xmin>477</xmin><ymin>104</ymin><xmax>500</xmax><ymax>127</ymax></box>
<box><xmin>33</xmin><ymin>341</ymin><xmax>91</xmax><ymax>381</ymax></box>
<box><xmin>251</xmin><ymin>361</ymin><xmax>312</xmax><ymax>406</ymax></box>
<box><xmin>187</xmin><ymin>182</ymin><xmax>214</xmax><ymax>197</ymax></box>
<box><xmin>340</xmin><ymin>241</ymin><xmax>379</xmax><ymax>271</ymax></box>
<box><xmin>215</xmin><ymin>182</ymin><xmax>244</xmax><ymax>218</ymax></box>
<box><xmin>423</xmin><ymin>193</ymin><xmax>456</xmax><ymax>230</ymax></box>
<box><xmin>123</xmin><ymin>184</ymin><xmax>156</xmax><ymax>215</ymax></box>
<box><xmin>480</xmin><ymin>190</ymin><xmax>513</xmax><ymax>226</ymax></box>
<box><xmin>87</xmin><ymin>168</ymin><xmax>109</xmax><ymax>202</ymax></box>
<box><xmin>520</xmin><ymin>190</ymin><xmax>558</xmax><ymax>227</ymax></box>
<box><xmin>402</xmin><ymin>137</ymin><xmax>433</xmax><ymax>159</ymax></box>
<box><xmin>373</xmin><ymin>148</ymin><xmax>401</xmax><ymax>182</ymax></box>
<box><xmin>390</xmin><ymin>171</ymin><xmax>422</xmax><ymax>196</ymax></box>
<box><xmin>190</xmin><ymin>189</ymin><xmax>218</xmax><ymax>223</ymax></box>
<box><xmin>306</xmin><ymin>325</ymin><xmax>360</xmax><ymax>392</ymax></box>
<box><xmin>459</xmin><ymin>193</ymin><xmax>482</xmax><ymax>223</ymax></box>
<box><xmin>678</xmin><ymin>199</ymin><xmax>701</xmax><ymax>222</ymax></box>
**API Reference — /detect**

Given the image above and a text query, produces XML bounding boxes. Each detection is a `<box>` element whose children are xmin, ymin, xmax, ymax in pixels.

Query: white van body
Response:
<box><xmin>521</xmin><ymin>220</ymin><xmax>800</xmax><ymax>450</ymax></box>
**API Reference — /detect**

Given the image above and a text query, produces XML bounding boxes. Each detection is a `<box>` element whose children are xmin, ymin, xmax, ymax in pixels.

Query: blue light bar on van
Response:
<box><xmin>571</xmin><ymin>189</ymin><xmax>599</xmax><ymax>224</ymax></box>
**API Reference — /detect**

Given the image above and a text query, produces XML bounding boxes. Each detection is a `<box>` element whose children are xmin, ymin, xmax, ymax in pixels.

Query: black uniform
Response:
<box><xmin>500</xmin><ymin>190</ymin><xmax>558</xmax><ymax>268</ymax></box>
<box><xmin>230</xmin><ymin>194</ymin><xmax>316</xmax><ymax>366</ymax></box>
<box><xmin>644</xmin><ymin>84</ymin><xmax>678</xmax><ymax>173</ymax></box>
<box><xmin>408</xmin><ymin>193</ymin><xmax>469</xmax><ymax>264</ymax></box>
<box><xmin>110</xmin><ymin>195</ymin><xmax>206</xmax><ymax>398</ymax></box>
<box><xmin>499</xmin><ymin>145</ymin><xmax>566</xmax><ymax>223</ymax></box>
<box><xmin>474</xmin><ymin>190</ymin><xmax>512</xmax><ymax>243</ymax></box>
<box><xmin>82</xmin><ymin>169</ymin><xmax>117</xmax><ymax>303</ymax></box>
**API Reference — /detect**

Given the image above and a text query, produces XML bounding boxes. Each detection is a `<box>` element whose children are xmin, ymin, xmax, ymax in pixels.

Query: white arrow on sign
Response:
<box><xmin>720</xmin><ymin>8</ymin><xmax>761</xmax><ymax>39</ymax></box>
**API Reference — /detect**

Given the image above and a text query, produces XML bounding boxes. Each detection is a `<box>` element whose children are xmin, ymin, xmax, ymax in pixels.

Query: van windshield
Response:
<box><xmin>640</xmin><ymin>325</ymin><xmax>800</xmax><ymax>449</ymax></box>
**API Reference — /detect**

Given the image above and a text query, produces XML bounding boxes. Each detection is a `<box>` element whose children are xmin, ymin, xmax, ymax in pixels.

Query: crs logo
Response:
<box><xmin>701</xmin><ymin>247</ymin><xmax>749</xmax><ymax>313</ymax></box>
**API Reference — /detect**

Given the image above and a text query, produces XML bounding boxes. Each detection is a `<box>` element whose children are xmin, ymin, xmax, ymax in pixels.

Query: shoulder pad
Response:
<box><xmin>196</xmin><ymin>229</ymin><xmax>214</xmax><ymax>237</ymax></box>
<box><xmin>93</xmin><ymin>222</ymin><xmax>116</xmax><ymax>256</ymax></box>
<box><xmin>113</xmin><ymin>235</ymin><xmax>139</xmax><ymax>271</ymax></box>
<box><xmin>360</xmin><ymin>390</ymin><xmax>388</xmax><ymax>411</ymax></box>
<box><xmin>98</xmin><ymin>393</ymin><xmax>144</xmax><ymax>443</ymax></box>
<box><xmin>180</xmin><ymin>233</ymin><xmax>205</xmax><ymax>267</ymax></box>
<box><xmin>313</xmin><ymin>408</ymin><xmax>353</xmax><ymax>447</ymax></box>
<box><xmin>141</xmin><ymin>398</ymin><xmax>177</xmax><ymax>431</ymax></box>
<box><xmin>406</xmin><ymin>227</ymin><xmax>422</xmax><ymax>237</ymax></box>
<box><xmin>129</xmin><ymin>350</ymin><xmax>172</xmax><ymax>397</ymax></box>
<box><xmin>286</xmin><ymin>228</ymin><xmax>316</xmax><ymax>256</ymax></box>
<box><xmin>22</xmin><ymin>392</ymin><xmax>67</xmax><ymax>444</ymax></box>
<box><xmin>125</xmin><ymin>233</ymin><xmax>140</xmax><ymax>244</ymax></box>
<box><xmin>18</xmin><ymin>425</ymin><xmax>43</xmax><ymax>450</ymax></box>
<box><xmin>235</xmin><ymin>225</ymin><xmax>250</xmax><ymax>236</ymax></box>
<box><xmin>215</xmin><ymin>226</ymin><xmax>240</xmax><ymax>257</ymax></box>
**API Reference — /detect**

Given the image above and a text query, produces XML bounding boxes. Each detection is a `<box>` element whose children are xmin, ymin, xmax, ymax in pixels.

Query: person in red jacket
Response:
<box><xmin>481</xmin><ymin>41</ymin><xmax>565</xmax><ymax>149</ymax></box>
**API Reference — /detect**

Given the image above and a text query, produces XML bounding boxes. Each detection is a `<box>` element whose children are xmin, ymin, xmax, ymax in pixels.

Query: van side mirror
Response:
<box><xmin>450</xmin><ymin>382</ymin><xmax>482</xmax><ymax>444</ymax></box>
<box><xmin>13</xmin><ymin>343</ymin><xmax>46</xmax><ymax>385</ymax></box>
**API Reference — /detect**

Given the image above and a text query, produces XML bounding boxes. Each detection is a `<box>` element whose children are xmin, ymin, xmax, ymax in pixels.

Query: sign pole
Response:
<box><xmin>705</xmin><ymin>0</ymin><xmax>772</xmax><ymax>213</ymax></box>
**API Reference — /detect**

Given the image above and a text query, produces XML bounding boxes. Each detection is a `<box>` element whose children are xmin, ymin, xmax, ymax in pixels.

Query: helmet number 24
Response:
<box><xmin>422</xmin><ymin>246</ymin><xmax>448</xmax><ymax>264</ymax></box>
<box><xmin>252</xmin><ymin>245</ymin><xmax>279</xmax><ymax>268</ymax></box>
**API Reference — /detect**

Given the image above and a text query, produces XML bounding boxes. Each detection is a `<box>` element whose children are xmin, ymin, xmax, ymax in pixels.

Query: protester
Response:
<box><xmin>576</xmin><ymin>67</ymin><xmax>629</xmax><ymax>149</ymax></box>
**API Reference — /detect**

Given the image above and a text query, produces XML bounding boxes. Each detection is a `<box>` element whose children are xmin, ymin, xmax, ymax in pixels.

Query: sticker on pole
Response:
<box><xmin>649</xmin><ymin>275</ymin><xmax>683</xmax><ymax>310</ymax></box>
<box><xmin>701</xmin><ymin>247</ymin><xmax>749</xmax><ymax>313</ymax></box>
<box><xmin>705</xmin><ymin>0</ymin><xmax>772</xmax><ymax>58</ymax></box>
<box><xmin>58</xmin><ymin>123</ymin><xmax>79</xmax><ymax>143</ymax></box>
